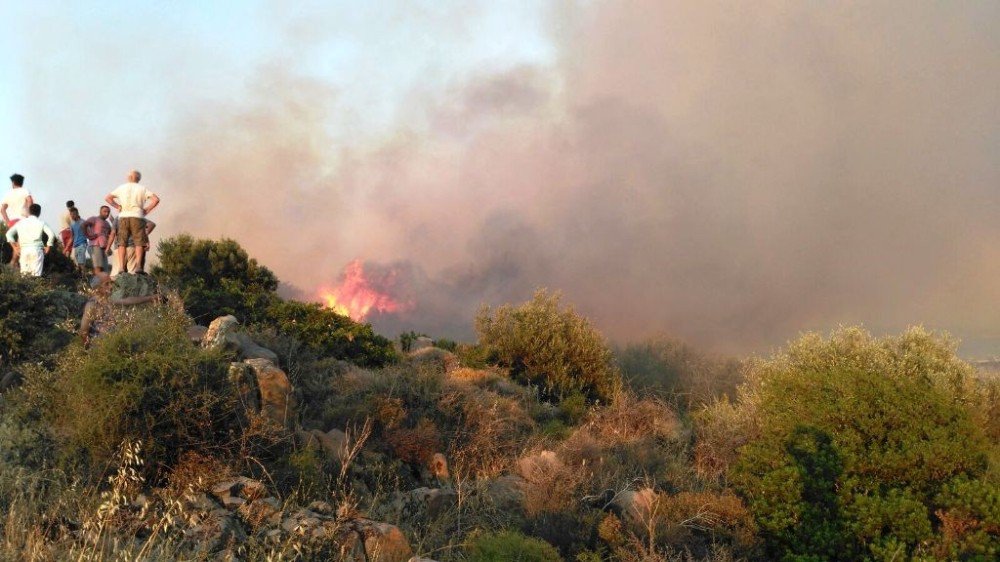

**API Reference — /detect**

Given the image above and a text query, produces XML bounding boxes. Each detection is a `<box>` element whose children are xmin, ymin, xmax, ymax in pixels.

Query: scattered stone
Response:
<box><xmin>611</xmin><ymin>488</ymin><xmax>659</xmax><ymax>524</ymax></box>
<box><xmin>186</xmin><ymin>324</ymin><xmax>208</xmax><ymax>343</ymax></box>
<box><xmin>211</xmin><ymin>476</ymin><xmax>267</xmax><ymax>506</ymax></box>
<box><xmin>244</xmin><ymin>358</ymin><xmax>297</xmax><ymax>428</ymax></box>
<box><xmin>184</xmin><ymin>509</ymin><xmax>246</xmax><ymax>555</ymax></box>
<box><xmin>484</xmin><ymin>474</ymin><xmax>526</xmax><ymax>512</ymax></box>
<box><xmin>231</xmin><ymin>332</ymin><xmax>279</xmax><ymax>362</ymax></box>
<box><xmin>390</xmin><ymin>487</ymin><xmax>457</xmax><ymax>519</ymax></box>
<box><xmin>0</xmin><ymin>371</ymin><xmax>22</xmax><ymax>392</ymax></box>
<box><xmin>351</xmin><ymin>518</ymin><xmax>414</xmax><ymax>562</ymax></box>
<box><xmin>202</xmin><ymin>315</ymin><xmax>239</xmax><ymax>349</ymax></box>
<box><xmin>310</xmin><ymin>428</ymin><xmax>348</xmax><ymax>462</ymax></box>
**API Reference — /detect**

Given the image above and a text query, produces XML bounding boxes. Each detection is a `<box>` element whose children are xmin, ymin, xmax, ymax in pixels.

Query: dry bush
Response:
<box><xmin>386</xmin><ymin>417</ymin><xmax>443</xmax><ymax>465</ymax></box>
<box><xmin>438</xmin><ymin>385</ymin><xmax>537</xmax><ymax>479</ymax></box>
<box><xmin>582</xmin><ymin>395</ymin><xmax>679</xmax><ymax>446</ymax></box>
<box><xmin>165</xmin><ymin>451</ymin><xmax>234</xmax><ymax>497</ymax></box>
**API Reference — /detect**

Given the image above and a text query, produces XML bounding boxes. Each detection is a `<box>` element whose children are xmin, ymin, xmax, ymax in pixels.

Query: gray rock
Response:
<box><xmin>202</xmin><ymin>315</ymin><xmax>239</xmax><ymax>349</ymax></box>
<box><xmin>611</xmin><ymin>488</ymin><xmax>659</xmax><ymax>524</ymax></box>
<box><xmin>186</xmin><ymin>324</ymin><xmax>208</xmax><ymax>343</ymax></box>
<box><xmin>310</xmin><ymin>428</ymin><xmax>348</xmax><ymax>462</ymax></box>
<box><xmin>231</xmin><ymin>332</ymin><xmax>278</xmax><ymax>362</ymax></box>
<box><xmin>211</xmin><ymin>476</ymin><xmax>267</xmax><ymax>506</ymax></box>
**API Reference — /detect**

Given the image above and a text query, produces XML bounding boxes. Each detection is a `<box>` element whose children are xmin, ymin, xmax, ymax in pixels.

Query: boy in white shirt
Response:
<box><xmin>4</xmin><ymin>203</ymin><xmax>55</xmax><ymax>276</ymax></box>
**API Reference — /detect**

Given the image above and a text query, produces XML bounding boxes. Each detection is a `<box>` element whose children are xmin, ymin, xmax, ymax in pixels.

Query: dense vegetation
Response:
<box><xmin>153</xmin><ymin>235</ymin><xmax>396</xmax><ymax>367</ymax></box>
<box><xmin>0</xmin><ymin>239</ymin><xmax>997</xmax><ymax>561</ymax></box>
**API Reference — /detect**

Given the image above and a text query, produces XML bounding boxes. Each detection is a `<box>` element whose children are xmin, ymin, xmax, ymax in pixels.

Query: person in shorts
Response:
<box><xmin>82</xmin><ymin>205</ymin><xmax>113</xmax><ymax>274</ymax></box>
<box><xmin>108</xmin><ymin>217</ymin><xmax>156</xmax><ymax>276</ymax></box>
<box><xmin>68</xmin><ymin>207</ymin><xmax>88</xmax><ymax>270</ymax></box>
<box><xmin>4</xmin><ymin>203</ymin><xmax>55</xmax><ymax>276</ymax></box>
<box><xmin>105</xmin><ymin>170</ymin><xmax>159</xmax><ymax>274</ymax></box>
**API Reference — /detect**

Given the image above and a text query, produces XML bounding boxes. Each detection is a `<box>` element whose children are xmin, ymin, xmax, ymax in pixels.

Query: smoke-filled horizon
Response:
<box><xmin>8</xmin><ymin>1</ymin><xmax>1000</xmax><ymax>355</ymax></box>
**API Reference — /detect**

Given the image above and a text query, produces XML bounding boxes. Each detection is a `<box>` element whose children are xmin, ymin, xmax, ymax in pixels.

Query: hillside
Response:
<box><xmin>0</xmin><ymin>236</ymin><xmax>997</xmax><ymax>561</ymax></box>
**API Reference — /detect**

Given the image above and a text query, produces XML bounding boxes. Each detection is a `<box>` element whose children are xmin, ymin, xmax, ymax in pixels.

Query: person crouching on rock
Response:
<box><xmin>4</xmin><ymin>203</ymin><xmax>55</xmax><ymax>276</ymax></box>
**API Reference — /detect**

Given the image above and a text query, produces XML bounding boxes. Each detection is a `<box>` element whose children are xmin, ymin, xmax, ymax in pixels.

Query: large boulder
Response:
<box><xmin>110</xmin><ymin>273</ymin><xmax>158</xmax><ymax>300</ymax></box>
<box><xmin>244</xmin><ymin>358</ymin><xmax>297</xmax><ymax>428</ymax></box>
<box><xmin>389</xmin><ymin>487</ymin><xmax>457</xmax><ymax>519</ymax></box>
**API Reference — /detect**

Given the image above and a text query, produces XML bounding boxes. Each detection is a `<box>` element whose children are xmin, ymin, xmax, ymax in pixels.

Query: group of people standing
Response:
<box><xmin>2</xmin><ymin>170</ymin><xmax>161</xmax><ymax>277</ymax></box>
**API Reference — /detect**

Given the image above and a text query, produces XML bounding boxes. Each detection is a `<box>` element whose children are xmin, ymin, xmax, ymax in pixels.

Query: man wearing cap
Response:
<box><xmin>2</xmin><ymin>174</ymin><xmax>33</xmax><ymax>266</ymax></box>
<box><xmin>105</xmin><ymin>170</ymin><xmax>159</xmax><ymax>274</ymax></box>
<box><xmin>5</xmin><ymin>203</ymin><xmax>55</xmax><ymax>276</ymax></box>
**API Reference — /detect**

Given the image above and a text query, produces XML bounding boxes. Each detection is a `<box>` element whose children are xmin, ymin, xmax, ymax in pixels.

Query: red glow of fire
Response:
<box><xmin>319</xmin><ymin>259</ymin><xmax>411</xmax><ymax>321</ymax></box>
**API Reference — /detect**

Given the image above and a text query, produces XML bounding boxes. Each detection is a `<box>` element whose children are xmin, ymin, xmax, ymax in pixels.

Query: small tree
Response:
<box><xmin>707</xmin><ymin>327</ymin><xmax>998</xmax><ymax>560</ymax></box>
<box><xmin>153</xmin><ymin>235</ymin><xmax>278</xmax><ymax>324</ymax></box>
<box><xmin>475</xmin><ymin>289</ymin><xmax>621</xmax><ymax>403</ymax></box>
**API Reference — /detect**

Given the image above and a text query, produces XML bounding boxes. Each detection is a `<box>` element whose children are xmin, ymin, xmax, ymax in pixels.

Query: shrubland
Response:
<box><xmin>0</xmin><ymin>237</ymin><xmax>997</xmax><ymax>561</ymax></box>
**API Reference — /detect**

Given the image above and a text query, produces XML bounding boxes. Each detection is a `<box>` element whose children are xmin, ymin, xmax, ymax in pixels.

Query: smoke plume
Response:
<box><xmin>41</xmin><ymin>1</ymin><xmax>1000</xmax><ymax>353</ymax></box>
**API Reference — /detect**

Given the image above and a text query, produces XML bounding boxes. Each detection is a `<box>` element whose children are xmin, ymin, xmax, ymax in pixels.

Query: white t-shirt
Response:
<box><xmin>110</xmin><ymin>182</ymin><xmax>157</xmax><ymax>218</ymax></box>
<box><xmin>1</xmin><ymin>187</ymin><xmax>32</xmax><ymax>220</ymax></box>
<box><xmin>4</xmin><ymin>215</ymin><xmax>55</xmax><ymax>249</ymax></box>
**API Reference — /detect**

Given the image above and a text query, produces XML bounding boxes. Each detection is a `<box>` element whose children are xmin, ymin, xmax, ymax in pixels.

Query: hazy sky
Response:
<box><xmin>2</xmin><ymin>1</ymin><xmax>998</xmax><ymax>356</ymax></box>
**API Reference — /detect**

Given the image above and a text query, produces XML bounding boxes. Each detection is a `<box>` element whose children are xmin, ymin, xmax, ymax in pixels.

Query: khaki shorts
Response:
<box><xmin>118</xmin><ymin>217</ymin><xmax>147</xmax><ymax>247</ymax></box>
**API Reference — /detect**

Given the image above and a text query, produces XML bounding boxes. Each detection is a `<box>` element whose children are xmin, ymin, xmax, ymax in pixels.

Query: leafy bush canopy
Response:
<box><xmin>152</xmin><ymin>234</ymin><xmax>279</xmax><ymax>324</ymax></box>
<box><xmin>265</xmin><ymin>300</ymin><xmax>396</xmax><ymax>368</ymax></box>
<box><xmin>712</xmin><ymin>326</ymin><xmax>998</xmax><ymax>560</ymax></box>
<box><xmin>464</xmin><ymin>530</ymin><xmax>562</xmax><ymax>562</ymax></box>
<box><xmin>617</xmin><ymin>336</ymin><xmax>743</xmax><ymax>409</ymax></box>
<box><xmin>22</xmin><ymin>303</ymin><xmax>271</xmax><ymax>480</ymax></box>
<box><xmin>475</xmin><ymin>289</ymin><xmax>622</xmax><ymax>403</ymax></box>
<box><xmin>0</xmin><ymin>269</ymin><xmax>85</xmax><ymax>366</ymax></box>
<box><xmin>153</xmin><ymin>235</ymin><xmax>395</xmax><ymax>367</ymax></box>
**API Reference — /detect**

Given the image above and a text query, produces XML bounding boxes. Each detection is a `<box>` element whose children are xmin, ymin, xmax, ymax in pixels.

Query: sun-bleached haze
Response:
<box><xmin>3</xmin><ymin>1</ymin><xmax>998</xmax><ymax>354</ymax></box>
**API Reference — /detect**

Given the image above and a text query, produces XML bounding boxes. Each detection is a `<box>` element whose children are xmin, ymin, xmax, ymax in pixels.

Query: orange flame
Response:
<box><xmin>319</xmin><ymin>259</ymin><xmax>412</xmax><ymax>321</ymax></box>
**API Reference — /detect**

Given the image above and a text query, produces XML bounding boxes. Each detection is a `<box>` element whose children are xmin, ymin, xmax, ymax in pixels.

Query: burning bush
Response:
<box><xmin>475</xmin><ymin>289</ymin><xmax>622</xmax><ymax>404</ymax></box>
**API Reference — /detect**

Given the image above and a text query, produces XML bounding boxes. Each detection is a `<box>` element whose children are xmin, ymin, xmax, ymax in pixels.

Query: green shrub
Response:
<box><xmin>0</xmin><ymin>269</ymin><xmax>85</xmax><ymax>366</ymax></box>
<box><xmin>24</xmin><ymin>304</ymin><xmax>272</xmax><ymax>480</ymax></box>
<box><xmin>465</xmin><ymin>530</ymin><xmax>562</xmax><ymax>562</ymax></box>
<box><xmin>617</xmin><ymin>337</ymin><xmax>742</xmax><ymax>409</ymax></box>
<box><xmin>152</xmin><ymin>234</ymin><xmax>279</xmax><ymax>324</ymax></box>
<box><xmin>433</xmin><ymin>338</ymin><xmax>458</xmax><ymax>352</ymax></box>
<box><xmin>476</xmin><ymin>289</ymin><xmax>621</xmax><ymax>403</ymax></box>
<box><xmin>265</xmin><ymin>300</ymin><xmax>396</xmax><ymax>368</ymax></box>
<box><xmin>715</xmin><ymin>326</ymin><xmax>997</xmax><ymax>561</ymax></box>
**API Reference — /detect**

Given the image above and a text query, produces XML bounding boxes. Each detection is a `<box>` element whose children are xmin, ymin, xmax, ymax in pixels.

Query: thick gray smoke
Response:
<box><xmin>144</xmin><ymin>1</ymin><xmax>1000</xmax><ymax>353</ymax></box>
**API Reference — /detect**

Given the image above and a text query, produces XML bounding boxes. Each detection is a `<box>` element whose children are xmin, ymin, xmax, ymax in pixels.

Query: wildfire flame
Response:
<box><xmin>319</xmin><ymin>259</ymin><xmax>412</xmax><ymax>321</ymax></box>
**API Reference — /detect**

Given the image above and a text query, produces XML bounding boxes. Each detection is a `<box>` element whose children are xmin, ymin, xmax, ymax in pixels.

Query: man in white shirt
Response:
<box><xmin>4</xmin><ymin>203</ymin><xmax>55</xmax><ymax>276</ymax></box>
<box><xmin>105</xmin><ymin>170</ymin><xmax>160</xmax><ymax>274</ymax></box>
<box><xmin>2</xmin><ymin>174</ymin><xmax>33</xmax><ymax>266</ymax></box>
<box><xmin>108</xmin><ymin>216</ymin><xmax>156</xmax><ymax>276</ymax></box>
